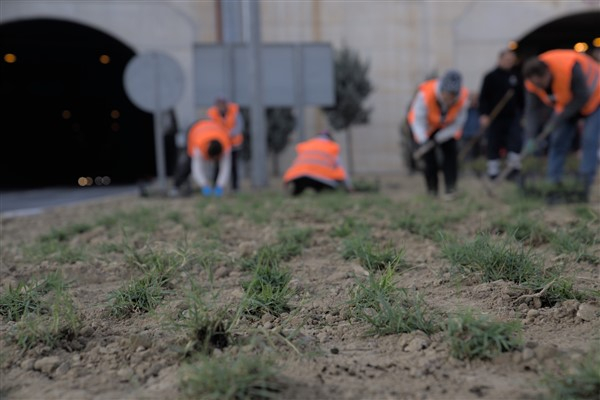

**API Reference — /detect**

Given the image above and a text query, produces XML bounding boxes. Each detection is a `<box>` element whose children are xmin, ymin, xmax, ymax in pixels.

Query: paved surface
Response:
<box><xmin>0</xmin><ymin>185</ymin><xmax>140</xmax><ymax>218</ymax></box>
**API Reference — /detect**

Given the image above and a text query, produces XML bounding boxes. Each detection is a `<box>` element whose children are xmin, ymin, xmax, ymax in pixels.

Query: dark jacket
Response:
<box><xmin>479</xmin><ymin>67</ymin><xmax>524</xmax><ymax>119</ymax></box>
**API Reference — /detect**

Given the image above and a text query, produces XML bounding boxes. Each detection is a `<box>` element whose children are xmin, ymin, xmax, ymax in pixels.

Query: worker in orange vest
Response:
<box><xmin>283</xmin><ymin>130</ymin><xmax>353</xmax><ymax>196</ymax></box>
<box><xmin>408</xmin><ymin>69</ymin><xmax>470</xmax><ymax>198</ymax></box>
<box><xmin>207</xmin><ymin>96</ymin><xmax>244</xmax><ymax>192</ymax></box>
<box><xmin>170</xmin><ymin>119</ymin><xmax>231</xmax><ymax>197</ymax></box>
<box><xmin>522</xmin><ymin>49</ymin><xmax>600</xmax><ymax>202</ymax></box>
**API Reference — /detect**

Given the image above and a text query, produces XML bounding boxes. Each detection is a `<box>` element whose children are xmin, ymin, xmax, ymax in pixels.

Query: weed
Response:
<box><xmin>331</xmin><ymin>216</ymin><xmax>369</xmax><ymax>238</ymax></box>
<box><xmin>107</xmin><ymin>263</ymin><xmax>173</xmax><ymax>318</ymax></box>
<box><xmin>179</xmin><ymin>353</ymin><xmax>281</xmax><ymax>400</ymax></box>
<box><xmin>10</xmin><ymin>272</ymin><xmax>81</xmax><ymax>349</ymax></box>
<box><xmin>540</xmin><ymin>342</ymin><xmax>600</xmax><ymax>400</ymax></box>
<box><xmin>0</xmin><ymin>271</ymin><xmax>64</xmax><ymax>321</ymax></box>
<box><xmin>241</xmin><ymin>227</ymin><xmax>312</xmax><ymax>271</ymax></box>
<box><xmin>446</xmin><ymin>310</ymin><xmax>523</xmax><ymax>360</ymax></box>
<box><xmin>441</xmin><ymin>234</ymin><xmax>539</xmax><ymax>284</ymax></box>
<box><xmin>242</xmin><ymin>263</ymin><xmax>294</xmax><ymax>316</ymax></box>
<box><xmin>173</xmin><ymin>283</ymin><xmax>232</xmax><ymax>356</ymax></box>
<box><xmin>342</xmin><ymin>237</ymin><xmax>408</xmax><ymax>272</ymax></box>
<box><xmin>348</xmin><ymin>267</ymin><xmax>439</xmax><ymax>335</ymax></box>
<box><xmin>551</xmin><ymin>222</ymin><xmax>599</xmax><ymax>263</ymax></box>
<box><xmin>489</xmin><ymin>215</ymin><xmax>552</xmax><ymax>246</ymax></box>
<box><xmin>391</xmin><ymin>199</ymin><xmax>470</xmax><ymax>241</ymax></box>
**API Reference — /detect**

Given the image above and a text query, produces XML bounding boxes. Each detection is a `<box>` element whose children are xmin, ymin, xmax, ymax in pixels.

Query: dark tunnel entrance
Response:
<box><xmin>0</xmin><ymin>18</ymin><xmax>177</xmax><ymax>189</ymax></box>
<box><xmin>515</xmin><ymin>11</ymin><xmax>600</xmax><ymax>59</ymax></box>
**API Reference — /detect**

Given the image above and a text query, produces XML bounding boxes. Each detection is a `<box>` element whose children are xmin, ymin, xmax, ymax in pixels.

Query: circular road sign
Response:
<box><xmin>123</xmin><ymin>52</ymin><xmax>184</xmax><ymax>113</ymax></box>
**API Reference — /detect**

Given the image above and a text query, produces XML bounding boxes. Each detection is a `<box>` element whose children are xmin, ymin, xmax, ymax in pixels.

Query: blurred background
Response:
<box><xmin>1</xmin><ymin>0</ymin><xmax>599</xmax><ymax>190</ymax></box>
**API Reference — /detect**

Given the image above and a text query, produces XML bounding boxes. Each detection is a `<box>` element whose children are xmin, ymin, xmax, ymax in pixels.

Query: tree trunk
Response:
<box><xmin>346</xmin><ymin>127</ymin><xmax>355</xmax><ymax>176</ymax></box>
<box><xmin>271</xmin><ymin>152</ymin><xmax>280</xmax><ymax>177</ymax></box>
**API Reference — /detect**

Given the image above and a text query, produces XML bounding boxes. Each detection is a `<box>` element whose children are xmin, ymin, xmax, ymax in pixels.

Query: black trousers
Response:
<box><xmin>289</xmin><ymin>177</ymin><xmax>335</xmax><ymax>196</ymax></box>
<box><xmin>422</xmin><ymin>139</ymin><xmax>458</xmax><ymax>195</ymax></box>
<box><xmin>212</xmin><ymin>149</ymin><xmax>240</xmax><ymax>190</ymax></box>
<box><xmin>486</xmin><ymin>116</ymin><xmax>522</xmax><ymax>160</ymax></box>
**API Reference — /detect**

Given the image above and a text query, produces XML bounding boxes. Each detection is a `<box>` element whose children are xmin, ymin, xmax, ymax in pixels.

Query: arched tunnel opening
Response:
<box><xmin>0</xmin><ymin>18</ymin><xmax>178</xmax><ymax>190</ymax></box>
<box><xmin>515</xmin><ymin>10</ymin><xmax>600</xmax><ymax>60</ymax></box>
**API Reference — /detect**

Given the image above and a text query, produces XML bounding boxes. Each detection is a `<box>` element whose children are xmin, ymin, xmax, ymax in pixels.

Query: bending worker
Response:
<box><xmin>207</xmin><ymin>96</ymin><xmax>244</xmax><ymax>192</ymax></box>
<box><xmin>522</xmin><ymin>49</ymin><xmax>600</xmax><ymax>201</ymax></box>
<box><xmin>408</xmin><ymin>69</ymin><xmax>470</xmax><ymax>198</ymax></box>
<box><xmin>283</xmin><ymin>130</ymin><xmax>353</xmax><ymax>196</ymax></box>
<box><xmin>171</xmin><ymin>119</ymin><xmax>231</xmax><ymax>197</ymax></box>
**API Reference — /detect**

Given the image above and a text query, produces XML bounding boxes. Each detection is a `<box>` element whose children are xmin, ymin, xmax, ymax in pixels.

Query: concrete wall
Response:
<box><xmin>2</xmin><ymin>0</ymin><xmax>598</xmax><ymax>175</ymax></box>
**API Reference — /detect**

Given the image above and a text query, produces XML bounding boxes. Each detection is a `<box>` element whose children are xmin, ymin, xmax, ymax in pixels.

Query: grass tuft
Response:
<box><xmin>179</xmin><ymin>353</ymin><xmax>281</xmax><ymax>400</ymax></box>
<box><xmin>540</xmin><ymin>342</ymin><xmax>600</xmax><ymax>400</ymax></box>
<box><xmin>348</xmin><ymin>266</ymin><xmax>439</xmax><ymax>335</ymax></box>
<box><xmin>446</xmin><ymin>310</ymin><xmax>523</xmax><ymax>360</ymax></box>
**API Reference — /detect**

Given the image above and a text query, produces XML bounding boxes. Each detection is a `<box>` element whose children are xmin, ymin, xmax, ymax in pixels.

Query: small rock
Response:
<box><xmin>577</xmin><ymin>303</ymin><xmax>599</xmax><ymax>321</ymax></box>
<box><xmin>55</xmin><ymin>362</ymin><xmax>71</xmax><ymax>376</ymax></box>
<box><xmin>33</xmin><ymin>356</ymin><xmax>61</xmax><ymax>374</ymax></box>
<box><xmin>261</xmin><ymin>313</ymin><xmax>275</xmax><ymax>323</ymax></box>
<box><xmin>405</xmin><ymin>336</ymin><xmax>430</xmax><ymax>352</ymax></box>
<box><xmin>521</xmin><ymin>347</ymin><xmax>535</xmax><ymax>362</ymax></box>
<box><xmin>117</xmin><ymin>367</ymin><xmax>134</xmax><ymax>382</ymax></box>
<box><xmin>263</xmin><ymin>322</ymin><xmax>273</xmax><ymax>330</ymax></box>
<box><xmin>532</xmin><ymin>297</ymin><xmax>542</xmax><ymax>309</ymax></box>
<box><xmin>317</xmin><ymin>332</ymin><xmax>328</xmax><ymax>343</ymax></box>
<box><xmin>330</xmin><ymin>347</ymin><xmax>339</xmax><ymax>354</ymax></box>
<box><xmin>526</xmin><ymin>309</ymin><xmax>539</xmax><ymax>319</ymax></box>
<box><xmin>20</xmin><ymin>358</ymin><xmax>35</xmax><ymax>370</ymax></box>
<box><xmin>214</xmin><ymin>266</ymin><xmax>230</xmax><ymax>279</ymax></box>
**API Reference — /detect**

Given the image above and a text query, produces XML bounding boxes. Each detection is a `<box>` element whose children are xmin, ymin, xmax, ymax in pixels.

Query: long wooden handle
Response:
<box><xmin>458</xmin><ymin>89</ymin><xmax>515</xmax><ymax>161</ymax></box>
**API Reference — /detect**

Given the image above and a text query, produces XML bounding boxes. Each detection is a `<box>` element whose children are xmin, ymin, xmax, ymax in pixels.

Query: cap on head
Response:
<box><xmin>440</xmin><ymin>69</ymin><xmax>462</xmax><ymax>94</ymax></box>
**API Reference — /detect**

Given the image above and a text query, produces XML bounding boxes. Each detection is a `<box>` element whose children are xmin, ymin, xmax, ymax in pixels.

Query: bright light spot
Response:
<box><xmin>86</xmin><ymin>177</ymin><xmax>93</xmax><ymax>186</ymax></box>
<box><xmin>102</xmin><ymin>176</ymin><xmax>111</xmax><ymax>185</ymax></box>
<box><xmin>111</xmin><ymin>110</ymin><xmax>120</xmax><ymax>119</ymax></box>
<box><xmin>574</xmin><ymin>42</ymin><xmax>589</xmax><ymax>53</ymax></box>
<box><xmin>111</xmin><ymin>123</ymin><xmax>120</xmax><ymax>132</ymax></box>
<box><xmin>508</xmin><ymin>41</ymin><xmax>518</xmax><ymax>50</ymax></box>
<box><xmin>4</xmin><ymin>53</ymin><xmax>16</xmax><ymax>63</ymax></box>
<box><xmin>77</xmin><ymin>177</ymin><xmax>87</xmax><ymax>186</ymax></box>
<box><xmin>62</xmin><ymin>110</ymin><xmax>71</xmax><ymax>120</ymax></box>
<box><xmin>593</xmin><ymin>37</ymin><xmax>600</xmax><ymax>47</ymax></box>
<box><xmin>99</xmin><ymin>54</ymin><xmax>110</xmax><ymax>64</ymax></box>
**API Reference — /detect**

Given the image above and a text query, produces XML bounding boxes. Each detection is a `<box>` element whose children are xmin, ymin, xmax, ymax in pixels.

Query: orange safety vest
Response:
<box><xmin>283</xmin><ymin>138</ymin><xmax>347</xmax><ymax>184</ymax></box>
<box><xmin>407</xmin><ymin>79</ymin><xmax>469</xmax><ymax>141</ymax></box>
<box><xmin>207</xmin><ymin>102</ymin><xmax>244</xmax><ymax>148</ymax></box>
<box><xmin>524</xmin><ymin>50</ymin><xmax>600</xmax><ymax>116</ymax></box>
<box><xmin>187</xmin><ymin>120</ymin><xmax>231</xmax><ymax>160</ymax></box>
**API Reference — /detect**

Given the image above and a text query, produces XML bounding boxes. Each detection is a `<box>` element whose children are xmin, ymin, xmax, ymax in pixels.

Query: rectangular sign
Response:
<box><xmin>194</xmin><ymin>43</ymin><xmax>334</xmax><ymax>107</ymax></box>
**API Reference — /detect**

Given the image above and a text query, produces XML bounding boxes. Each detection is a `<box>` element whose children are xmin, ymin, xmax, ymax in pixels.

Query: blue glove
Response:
<box><xmin>201</xmin><ymin>186</ymin><xmax>212</xmax><ymax>197</ymax></box>
<box><xmin>213</xmin><ymin>186</ymin><xmax>224</xmax><ymax>197</ymax></box>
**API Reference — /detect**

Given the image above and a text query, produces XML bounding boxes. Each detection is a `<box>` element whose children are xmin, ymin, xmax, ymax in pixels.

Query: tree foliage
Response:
<box><xmin>322</xmin><ymin>45</ymin><xmax>373</xmax><ymax>131</ymax></box>
<box><xmin>240</xmin><ymin>108</ymin><xmax>296</xmax><ymax>161</ymax></box>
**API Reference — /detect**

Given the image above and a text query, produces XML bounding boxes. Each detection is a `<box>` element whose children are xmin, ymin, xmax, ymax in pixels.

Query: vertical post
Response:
<box><xmin>294</xmin><ymin>44</ymin><xmax>306</xmax><ymax>142</ymax></box>
<box><xmin>246</xmin><ymin>0</ymin><xmax>268</xmax><ymax>188</ymax></box>
<box><xmin>152</xmin><ymin>55</ymin><xmax>167</xmax><ymax>193</ymax></box>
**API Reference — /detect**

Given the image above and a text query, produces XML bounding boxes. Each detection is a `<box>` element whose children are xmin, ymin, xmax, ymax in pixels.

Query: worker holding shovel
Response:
<box><xmin>409</xmin><ymin>70</ymin><xmax>470</xmax><ymax>199</ymax></box>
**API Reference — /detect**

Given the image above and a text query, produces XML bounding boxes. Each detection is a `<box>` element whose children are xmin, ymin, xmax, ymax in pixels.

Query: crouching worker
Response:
<box><xmin>283</xmin><ymin>130</ymin><xmax>353</xmax><ymax>196</ymax></box>
<box><xmin>170</xmin><ymin>119</ymin><xmax>231</xmax><ymax>197</ymax></box>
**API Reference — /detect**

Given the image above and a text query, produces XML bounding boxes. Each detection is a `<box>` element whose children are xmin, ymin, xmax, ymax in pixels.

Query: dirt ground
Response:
<box><xmin>1</xmin><ymin>173</ymin><xmax>599</xmax><ymax>400</ymax></box>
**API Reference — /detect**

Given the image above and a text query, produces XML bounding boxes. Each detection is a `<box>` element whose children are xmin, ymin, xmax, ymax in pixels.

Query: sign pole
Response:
<box><xmin>246</xmin><ymin>0</ymin><xmax>268</xmax><ymax>188</ymax></box>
